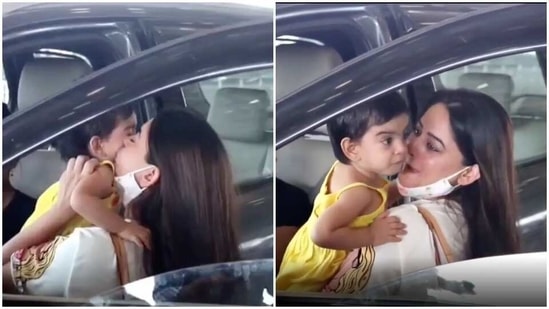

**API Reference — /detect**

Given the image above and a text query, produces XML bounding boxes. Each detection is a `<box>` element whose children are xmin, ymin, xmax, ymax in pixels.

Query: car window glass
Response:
<box><xmin>276</xmin><ymin>28</ymin><xmax>358</xmax><ymax>62</ymax></box>
<box><xmin>160</xmin><ymin>68</ymin><xmax>273</xmax><ymax>185</ymax></box>
<box><xmin>150</xmin><ymin>24</ymin><xmax>212</xmax><ymax>44</ymax></box>
<box><xmin>2</xmin><ymin>67</ymin><xmax>8</xmax><ymax>104</ymax></box>
<box><xmin>436</xmin><ymin>51</ymin><xmax>546</xmax><ymax>164</ymax></box>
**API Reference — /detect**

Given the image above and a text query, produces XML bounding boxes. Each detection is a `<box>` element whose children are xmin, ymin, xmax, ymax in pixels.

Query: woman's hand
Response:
<box><xmin>118</xmin><ymin>220</ymin><xmax>152</xmax><ymax>250</ymax></box>
<box><xmin>55</xmin><ymin>155</ymin><xmax>99</xmax><ymax>212</ymax></box>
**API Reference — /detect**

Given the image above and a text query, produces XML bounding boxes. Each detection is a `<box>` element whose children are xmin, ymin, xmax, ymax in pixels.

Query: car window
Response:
<box><xmin>2</xmin><ymin>67</ymin><xmax>8</xmax><ymax>104</ymax></box>
<box><xmin>160</xmin><ymin>68</ymin><xmax>273</xmax><ymax>185</ymax></box>
<box><xmin>197</xmin><ymin>69</ymin><xmax>273</xmax><ymax>109</ymax></box>
<box><xmin>150</xmin><ymin>24</ymin><xmax>214</xmax><ymax>44</ymax></box>
<box><xmin>436</xmin><ymin>51</ymin><xmax>546</xmax><ymax>164</ymax></box>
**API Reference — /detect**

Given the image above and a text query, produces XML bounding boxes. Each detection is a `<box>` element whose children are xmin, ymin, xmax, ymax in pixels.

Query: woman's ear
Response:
<box><xmin>136</xmin><ymin>166</ymin><xmax>160</xmax><ymax>189</ymax></box>
<box><xmin>340</xmin><ymin>137</ymin><xmax>360</xmax><ymax>162</ymax></box>
<box><xmin>457</xmin><ymin>164</ymin><xmax>480</xmax><ymax>186</ymax></box>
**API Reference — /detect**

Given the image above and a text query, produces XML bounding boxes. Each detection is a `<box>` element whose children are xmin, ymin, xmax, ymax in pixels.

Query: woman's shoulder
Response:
<box><xmin>388</xmin><ymin>199</ymin><xmax>463</xmax><ymax>226</ymax></box>
<box><xmin>387</xmin><ymin>202</ymin><xmax>423</xmax><ymax>217</ymax></box>
<box><xmin>389</xmin><ymin>199</ymin><xmax>461</xmax><ymax>215</ymax></box>
<box><xmin>68</xmin><ymin>226</ymin><xmax>110</xmax><ymax>243</ymax></box>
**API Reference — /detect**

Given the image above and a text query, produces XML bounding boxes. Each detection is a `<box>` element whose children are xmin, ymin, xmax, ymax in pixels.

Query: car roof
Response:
<box><xmin>277</xmin><ymin>3</ymin><xmax>501</xmax><ymax>28</ymax></box>
<box><xmin>3</xmin><ymin>3</ymin><xmax>271</xmax><ymax>34</ymax></box>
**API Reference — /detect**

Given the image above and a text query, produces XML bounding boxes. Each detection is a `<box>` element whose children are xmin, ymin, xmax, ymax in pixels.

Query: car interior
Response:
<box><xmin>3</xmin><ymin>32</ymin><xmax>127</xmax><ymax>198</ymax></box>
<box><xmin>276</xmin><ymin>41</ymin><xmax>343</xmax><ymax>203</ymax></box>
<box><xmin>10</xmin><ymin>57</ymin><xmax>93</xmax><ymax>199</ymax></box>
<box><xmin>208</xmin><ymin>87</ymin><xmax>272</xmax><ymax>184</ymax></box>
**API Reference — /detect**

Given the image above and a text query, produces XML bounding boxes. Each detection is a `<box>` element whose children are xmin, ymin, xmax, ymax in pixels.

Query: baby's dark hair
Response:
<box><xmin>327</xmin><ymin>91</ymin><xmax>408</xmax><ymax>164</ymax></box>
<box><xmin>53</xmin><ymin>105</ymin><xmax>135</xmax><ymax>161</ymax></box>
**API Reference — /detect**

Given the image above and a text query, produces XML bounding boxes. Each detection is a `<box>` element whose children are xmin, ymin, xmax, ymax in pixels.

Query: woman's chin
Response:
<box><xmin>397</xmin><ymin>171</ymin><xmax>421</xmax><ymax>187</ymax></box>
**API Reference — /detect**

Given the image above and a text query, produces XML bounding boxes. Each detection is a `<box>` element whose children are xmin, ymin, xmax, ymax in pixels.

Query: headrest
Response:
<box><xmin>510</xmin><ymin>95</ymin><xmax>546</xmax><ymax>116</ymax></box>
<box><xmin>276</xmin><ymin>43</ymin><xmax>343</xmax><ymax>99</ymax></box>
<box><xmin>208</xmin><ymin>88</ymin><xmax>269</xmax><ymax>143</ymax></box>
<box><xmin>458</xmin><ymin>72</ymin><xmax>514</xmax><ymax>108</ymax></box>
<box><xmin>10</xmin><ymin>150</ymin><xmax>66</xmax><ymax>198</ymax></box>
<box><xmin>17</xmin><ymin>58</ymin><xmax>92</xmax><ymax>110</ymax></box>
<box><xmin>11</xmin><ymin>57</ymin><xmax>91</xmax><ymax>198</ymax></box>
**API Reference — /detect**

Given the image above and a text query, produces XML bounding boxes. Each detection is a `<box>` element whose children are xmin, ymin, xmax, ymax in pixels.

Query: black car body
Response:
<box><xmin>276</xmin><ymin>3</ymin><xmax>546</xmax><ymax>306</ymax></box>
<box><xmin>3</xmin><ymin>3</ymin><xmax>273</xmax><ymax>306</ymax></box>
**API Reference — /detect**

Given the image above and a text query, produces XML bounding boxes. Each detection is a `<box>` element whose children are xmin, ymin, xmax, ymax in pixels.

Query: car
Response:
<box><xmin>3</xmin><ymin>3</ymin><xmax>273</xmax><ymax>306</ymax></box>
<box><xmin>277</xmin><ymin>252</ymin><xmax>546</xmax><ymax>306</ymax></box>
<box><xmin>275</xmin><ymin>3</ymin><xmax>546</xmax><ymax>306</ymax></box>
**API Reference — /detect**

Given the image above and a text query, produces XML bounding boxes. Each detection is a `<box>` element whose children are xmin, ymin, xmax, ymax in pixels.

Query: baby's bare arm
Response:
<box><xmin>70</xmin><ymin>166</ymin><xmax>127</xmax><ymax>234</ymax></box>
<box><xmin>312</xmin><ymin>187</ymin><xmax>382</xmax><ymax>250</ymax></box>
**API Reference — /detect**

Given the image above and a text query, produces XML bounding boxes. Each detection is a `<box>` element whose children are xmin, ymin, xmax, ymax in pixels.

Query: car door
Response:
<box><xmin>276</xmin><ymin>4</ymin><xmax>546</xmax><ymax>250</ymax></box>
<box><xmin>3</xmin><ymin>19</ymin><xmax>274</xmax><ymax>259</ymax></box>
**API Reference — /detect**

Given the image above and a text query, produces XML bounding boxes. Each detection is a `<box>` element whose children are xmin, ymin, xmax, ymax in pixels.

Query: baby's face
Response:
<box><xmin>101</xmin><ymin>113</ymin><xmax>137</xmax><ymax>162</ymax></box>
<box><xmin>114</xmin><ymin>120</ymin><xmax>153</xmax><ymax>177</ymax></box>
<box><xmin>354</xmin><ymin>114</ymin><xmax>410</xmax><ymax>177</ymax></box>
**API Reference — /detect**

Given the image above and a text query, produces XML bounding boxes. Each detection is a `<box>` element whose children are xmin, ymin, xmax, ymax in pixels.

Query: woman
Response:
<box><xmin>3</xmin><ymin>109</ymin><xmax>240</xmax><ymax>297</ymax></box>
<box><xmin>322</xmin><ymin>89</ymin><xmax>520</xmax><ymax>293</ymax></box>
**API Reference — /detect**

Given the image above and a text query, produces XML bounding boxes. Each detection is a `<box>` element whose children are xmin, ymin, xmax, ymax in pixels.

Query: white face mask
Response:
<box><xmin>115</xmin><ymin>165</ymin><xmax>155</xmax><ymax>206</ymax></box>
<box><xmin>396</xmin><ymin>166</ymin><xmax>471</xmax><ymax>200</ymax></box>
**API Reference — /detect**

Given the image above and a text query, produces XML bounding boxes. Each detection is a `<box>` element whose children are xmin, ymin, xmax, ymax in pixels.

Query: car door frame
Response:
<box><xmin>276</xmin><ymin>3</ymin><xmax>546</xmax><ymax>148</ymax></box>
<box><xmin>3</xmin><ymin>19</ymin><xmax>274</xmax><ymax>257</ymax></box>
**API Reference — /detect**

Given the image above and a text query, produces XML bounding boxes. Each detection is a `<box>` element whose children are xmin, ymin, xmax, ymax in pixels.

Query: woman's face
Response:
<box><xmin>398</xmin><ymin>103</ymin><xmax>467</xmax><ymax>187</ymax></box>
<box><xmin>115</xmin><ymin>119</ymin><xmax>153</xmax><ymax>176</ymax></box>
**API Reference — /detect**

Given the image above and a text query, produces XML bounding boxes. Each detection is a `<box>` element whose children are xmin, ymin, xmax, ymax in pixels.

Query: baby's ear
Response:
<box><xmin>340</xmin><ymin>137</ymin><xmax>361</xmax><ymax>162</ymax></box>
<box><xmin>88</xmin><ymin>136</ymin><xmax>106</xmax><ymax>158</ymax></box>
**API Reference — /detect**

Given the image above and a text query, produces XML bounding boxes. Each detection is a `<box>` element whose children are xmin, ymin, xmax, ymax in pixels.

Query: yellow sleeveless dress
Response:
<box><xmin>21</xmin><ymin>160</ymin><xmax>121</xmax><ymax>236</ymax></box>
<box><xmin>276</xmin><ymin>161</ymin><xmax>390</xmax><ymax>292</ymax></box>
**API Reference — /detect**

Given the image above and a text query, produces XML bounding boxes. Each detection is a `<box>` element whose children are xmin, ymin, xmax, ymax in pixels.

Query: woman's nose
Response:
<box><xmin>406</xmin><ymin>134</ymin><xmax>418</xmax><ymax>154</ymax></box>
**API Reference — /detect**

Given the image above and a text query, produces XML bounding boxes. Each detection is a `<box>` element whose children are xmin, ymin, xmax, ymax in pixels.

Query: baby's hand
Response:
<box><xmin>118</xmin><ymin>221</ymin><xmax>151</xmax><ymax>250</ymax></box>
<box><xmin>371</xmin><ymin>211</ymin><xmax>407</xmax><ymax>246</ymax></box>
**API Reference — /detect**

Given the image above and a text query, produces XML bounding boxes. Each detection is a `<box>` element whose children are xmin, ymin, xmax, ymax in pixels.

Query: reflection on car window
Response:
<box><xmin>183</xmin><ymin>69</ymin><xmax>273</xmax><ymax>185</ymax></box>
<box><xmin>437</xmin><ymin>51</ymin><xmax>547</xmax><ymax>164</ymax></box>
<box><xmin>2</xmin><ymin>67</ymin><xmax>8</xmax><ymax>104</ymax></box>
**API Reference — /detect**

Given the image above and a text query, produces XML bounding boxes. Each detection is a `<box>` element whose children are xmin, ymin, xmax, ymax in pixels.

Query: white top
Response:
<box><xmin>23</xmin><ymin>227</ymin><xmax>146</xmax><ymax>298</ymax></box>
<box><xmin>368</xmin><ymin>199</ymin><xmax>469</xmax><ymax>288</ymax></box>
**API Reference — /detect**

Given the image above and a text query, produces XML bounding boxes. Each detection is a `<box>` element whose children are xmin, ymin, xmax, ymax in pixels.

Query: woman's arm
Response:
<box><xmin>311</xmin><ymin>188</ymin><xmax>407</xmax><ymax>250</ymax></box>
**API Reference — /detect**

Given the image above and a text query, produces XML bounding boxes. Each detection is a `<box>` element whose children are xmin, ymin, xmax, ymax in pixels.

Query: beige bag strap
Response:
<box><xmin>417</xmin><ymin>206</ymin><xmax>454</xmax><ymax>265</ymax></box>
<box><xmin>110</xmin><ymin>234</ymin><xmax>130</xmax><ymax>285</ymax></box>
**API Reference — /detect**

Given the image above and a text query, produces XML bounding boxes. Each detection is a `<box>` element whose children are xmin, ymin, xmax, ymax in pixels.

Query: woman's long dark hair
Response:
<box><xmin>129</xmin><ymin>109</ymin><xmax>240</xmax><ymax>275</ymax></box>
<box><xmin>418</xmin><ymin>89</ymin><xmax>520</xmax><ymax>258</ymax></box>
